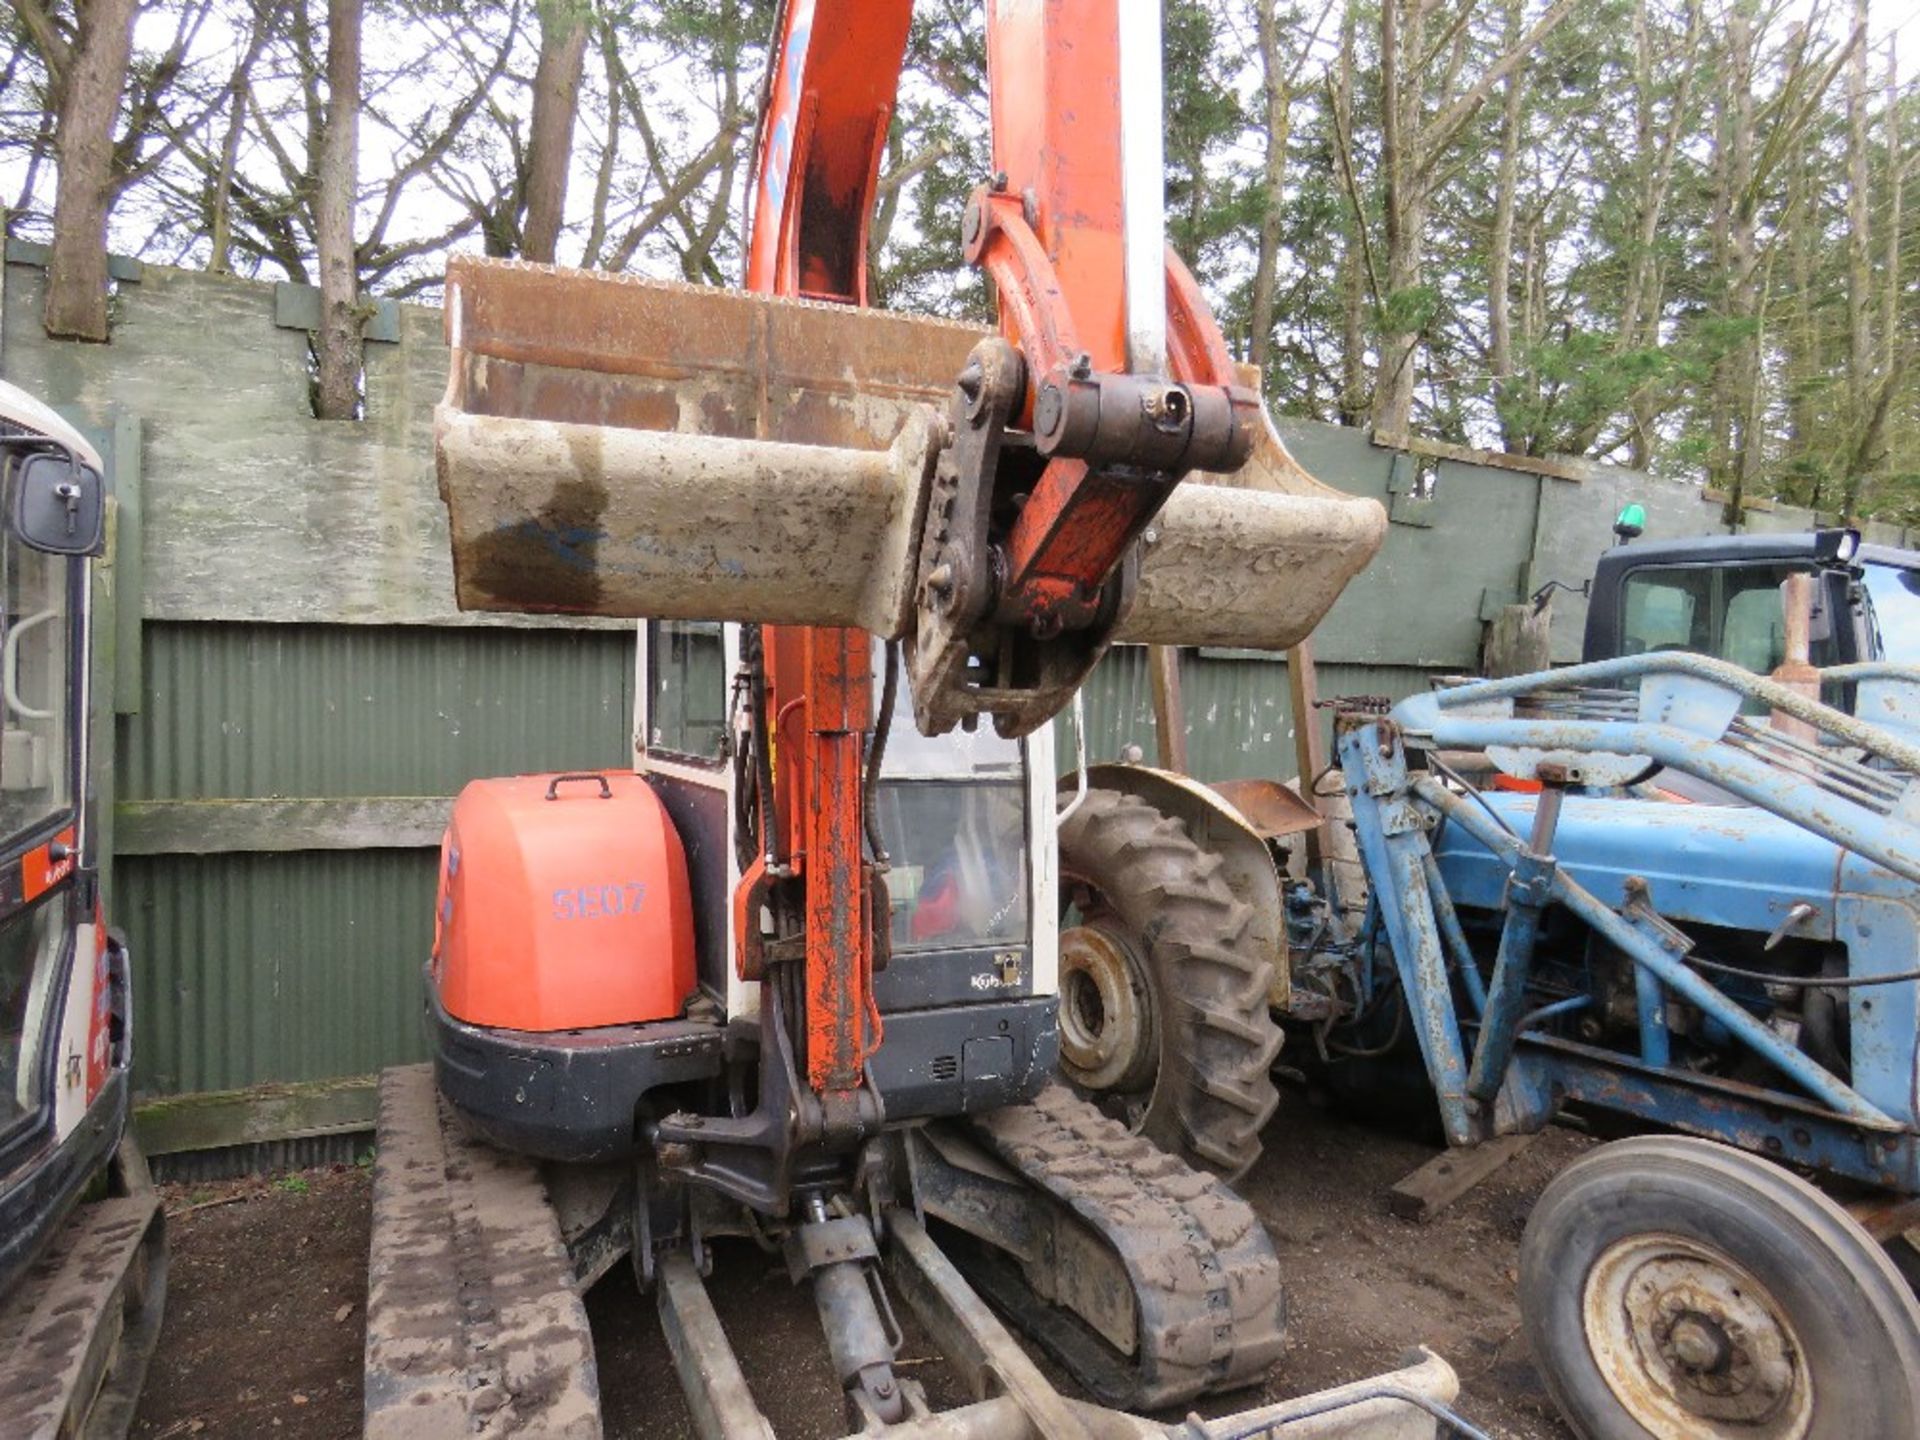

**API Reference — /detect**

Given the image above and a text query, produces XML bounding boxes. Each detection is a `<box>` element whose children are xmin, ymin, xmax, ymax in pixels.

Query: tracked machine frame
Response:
<box><xmin>0</xmin><ymin>382</ymin><xmax>161</xmax><ymax>1439</ymax></box>
<box><xmin>363</xmin><ymin>4</ymin><xmax>1470</xmax><ymax>1437</ymax></box>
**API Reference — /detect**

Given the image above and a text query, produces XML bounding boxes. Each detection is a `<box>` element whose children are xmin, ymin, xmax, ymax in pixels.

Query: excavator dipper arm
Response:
<box><xmin>741</xmin><ymin>0</ymin><xmax>1243</xmax><ymax>1105</ymax></box>
<box><xmin>751</xmin><ymin>0</ymin><xmax>1258</xmax><ymax>740</ymax></box>
<box><xmin>737</xmin><ymin>0</ymin><xmax>1269</xmax><ymax>1111</ymax></box>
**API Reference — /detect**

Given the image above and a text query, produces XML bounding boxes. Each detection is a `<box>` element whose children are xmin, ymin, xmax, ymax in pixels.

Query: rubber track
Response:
<box><xmin>0</xmin><ymin>1190</ymin><xmax>164</xmax><ymax>1436</ymax></box>
<box><xmin>966</xmin><ymin>1083</ymin><xmax>1286</xmax><ymax>1409</ymax></box>
<box><xmin>363</xmin><ymin>1065</ymin><xmax>601</xmax><ymax>1438</ymax></box>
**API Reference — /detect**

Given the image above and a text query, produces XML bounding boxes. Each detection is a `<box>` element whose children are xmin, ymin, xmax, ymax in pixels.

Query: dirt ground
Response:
<box><xmin>131</xmin><ymin>1089</ymin><xmax>1586</xmax><ymax>1440</ymax></box>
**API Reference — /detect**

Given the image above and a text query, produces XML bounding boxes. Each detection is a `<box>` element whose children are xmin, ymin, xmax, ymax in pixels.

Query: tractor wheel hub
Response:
<box><xmin>1057</xmin><ymin>924</ymin><xmax>1156</xmax><ymax>1094</ymax></box>
<box><xmin>1584</xmin><ymin>1233</ymin><xmax>1811</xmax><ymax>1439</ymax></box>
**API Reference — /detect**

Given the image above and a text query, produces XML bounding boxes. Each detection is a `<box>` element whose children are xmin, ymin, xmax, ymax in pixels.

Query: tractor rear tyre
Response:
<box><xmin>1519</xmin><ymin>1135</ymin><xmax>1920</xmax><ymax>1440</ymax></box>
<box><xmin>1055</xmin><ymin>788</ymin><xmax>1281</xmax><ymax>1181</ymax></box>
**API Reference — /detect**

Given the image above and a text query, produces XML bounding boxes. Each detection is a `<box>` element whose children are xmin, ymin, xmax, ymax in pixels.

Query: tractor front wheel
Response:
<box><xmin>1055</xmin><ymin>788</ymin><xmax>1281</xmax><ymax>1181</ymax></box>
<box><xmin>1520</xmin><ymin>1135</ymin><xmax>1920</xmax><ymax>1440</ymax></box>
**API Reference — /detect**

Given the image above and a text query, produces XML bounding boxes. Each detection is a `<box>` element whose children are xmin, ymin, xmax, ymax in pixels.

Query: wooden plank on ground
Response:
<box><xmin>1846</xmin><ymin>1192</ymin><xmax>1920</xmax><ymax>1242</ymax></box>
<box><xmin>1388</xmin><ymin>1134</ymin><xmax>1537</xmax><ymax>1222</ymax></box>
<box><xmin>134</xmin><ymin>1074</ymin><xmax>379</xmax><ymax>1155</ymax></box>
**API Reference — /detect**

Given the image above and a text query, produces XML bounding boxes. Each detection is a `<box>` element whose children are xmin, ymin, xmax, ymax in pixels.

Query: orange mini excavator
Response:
<box><xmin>363</xmin><ymin>5</ymin><xmax>1466</xmax><ymax>1438</ymax></box>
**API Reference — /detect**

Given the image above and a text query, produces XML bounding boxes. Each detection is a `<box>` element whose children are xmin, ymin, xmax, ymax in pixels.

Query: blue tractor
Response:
<box><xmin>1277</xmin><ymin>528</ymin><xmax>1920</xmax><ymax>1438</ymax></box>
<box><xmin>1058</xmin><ymin>525</ymin><xmax>1920</xmax><ymax>1437</ymax></box>
<box><xmin>1316</xmin><ymin>623</ymin><xmax>1920</xmax><ymax>1437</ymax></box>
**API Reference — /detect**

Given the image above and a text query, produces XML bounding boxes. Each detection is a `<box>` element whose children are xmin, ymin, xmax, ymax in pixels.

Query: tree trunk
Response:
<box><xmin>1595</xmin><ymin>0</ymin><xmax>1700</xmax><ymax>470</ymax></box>
<box><xmin>581</xmin><ymin>14</ymin><xmax>623</xmax><ymax>271</ymax></box>
<box><xmin>1720</xmin><ymin>7</ymin><xmax>1759</xmax><ymax>518</ymax></box>
<box><xmin>43</xmin><ymin>0</ymin><xmax>139</xmax><ymax>341</ymax></box>
<box><xmin>1339</xmin><ymin>239</ymin><xmax>1367</xmax><ymax>426</ymax></box>
<box><xmin>1372</xmin><ymin>0</ymin><xmax>1417</xmax><ymax>437</ymax></box>
<box><xmin>1784</xmin><ymin>120</ymin><xmax>1823</xmax><ymax>506</ymax></box>
<box><xmin>1881</xmin><ymin>36</ymin><xmax>1901</xmax><ymax>392</ymax></box>
<box><xmin>314</xmin><ymin>0</ymin><xmax>362</xmax><ymax>420</ymax></box>
<box><xmin>1705</xmin><ymin>6</ymin><xmax>1751</xmax><ymax>501</ymax></box>
<box><xmin>1488</xmin><ymin>0</ymin><xmax>1525</xmax><ymax>452</ymax></box>
<box><xmin>522</xmin><ymin>0</ymin><xmax>589</xmax><ymax>264</ymax></box>
<box><xmin>1248</xmin><ymin>0</ymin><xmax>1293</xmax><ymax>377</ymax></box>
<box><xmin>209</xmin><ymin>1</ymin><xmax>275</xmax><ymax>275</ymax></box>
<box><xmin>1334</xmin><ymin>8</ymin><xmax>1367</xmax><ymax>428</ymax></box>
<box><xmin>1841</xmin><ymin>0</ymin><xmax>1872</xmax><ymax>516</ymax></box>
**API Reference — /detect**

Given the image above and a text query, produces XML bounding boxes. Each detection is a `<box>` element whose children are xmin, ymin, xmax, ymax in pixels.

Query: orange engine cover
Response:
<box><xmin>433</xmin><ymin>771</ymin><xmax>696</xmax><ymax>1031</ymax></box>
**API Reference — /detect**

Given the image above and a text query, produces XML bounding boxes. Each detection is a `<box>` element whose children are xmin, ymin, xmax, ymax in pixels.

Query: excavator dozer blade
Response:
<box><xmin>437</xmin><ymin>256</ymin><xmax>1385</xmax><ymax>651</ymax></box>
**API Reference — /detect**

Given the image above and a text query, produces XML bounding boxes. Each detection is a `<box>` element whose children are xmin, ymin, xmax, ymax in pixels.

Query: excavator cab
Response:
<box><xmin>0</xmin><ymin>385</ymin><xmax>118</xmax><ymax>1292</ymax></box>
<box><xmin>635</xmin><ymin>618</ymin><xmax>1053</xmax><ymax>1107</ymax></box>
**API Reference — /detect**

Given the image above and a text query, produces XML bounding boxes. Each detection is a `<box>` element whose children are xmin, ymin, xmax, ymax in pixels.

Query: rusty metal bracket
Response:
<box><xmin>905</xmin><ymin>338</ymin><xmax>1134</xmax><ymax>739</ymax></box>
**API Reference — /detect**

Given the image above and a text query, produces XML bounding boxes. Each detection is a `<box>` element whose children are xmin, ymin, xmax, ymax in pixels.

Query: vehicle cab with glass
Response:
<box><xmin>637</xmin><ymin>619</ymin><xmax>1058</xmax><ymax>1120</ymax></box>
<box><xmin>1583</xmin><ymin>527</ymin><xmax>1920</xmax><ymax>682</ymax></box>
<box><xmin>0</xmin><ymin>381</ymin><xmax>123</xmax><ymax>1298</ymax></box>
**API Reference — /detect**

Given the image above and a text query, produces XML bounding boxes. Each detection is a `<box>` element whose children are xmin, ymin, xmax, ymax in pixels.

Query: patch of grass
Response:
<box><xmin>274</xmin><ymin>1174</ymin><xmax>311</xmax><ymax>1196</ymax></box>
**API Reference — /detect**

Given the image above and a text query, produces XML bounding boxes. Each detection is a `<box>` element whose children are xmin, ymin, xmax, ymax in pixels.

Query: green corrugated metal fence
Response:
<box><xmin>117</xmin><ymin>624</ymin><xmax>635</xmax><ymax>1096</ymax></box>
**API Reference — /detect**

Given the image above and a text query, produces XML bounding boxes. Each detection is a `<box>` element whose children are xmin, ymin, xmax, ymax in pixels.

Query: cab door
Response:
<box><xmin>634</xmin><ymin>620</ymin><xmax>741</xmax><ymax>1012</ymax></box>
<box><xmin>0</xmin><ymin>432</ymin><xmax>120</xmax><ymax>1296</ymax></box>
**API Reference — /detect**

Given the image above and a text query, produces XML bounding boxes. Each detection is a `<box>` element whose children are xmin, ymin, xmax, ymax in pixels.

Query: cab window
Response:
<box><xmin>0</xmin><ymin>897</ymin><xmax>62</xmax><ymax>1136</ymax></box>
<box><xmin>1621</xmin><ymin>563</ymin><xmax>1841</xmax><ymax>674</ymax></box>
<box><xmin>0</xmin><ymin>503</ymin><xmax>74</xmax><ymax>843</ymax></box>
<box><xmin>646</xmin><ymin>620</ymin><xmax>727</xmax><ymax>762</ymax></box>
<box><xmin>869</xmin><ymin>657</ymin><xmax>1028</xmax><ymax>954</ymax></box>
<box><xmin>1861</xmin><ymin>562</ymin><xmax>1920</xmax><ymax>664</ymax></box>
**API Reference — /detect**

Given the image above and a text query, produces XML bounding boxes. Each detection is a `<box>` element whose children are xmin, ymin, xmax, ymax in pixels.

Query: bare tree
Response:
<box><xmin>1701</xmin><ymin>7</ymin><xmax>1852</xmax><ymax>512</ymax></box>
<box><xmin>1328</xmin><ymin>5</ymin><xmax>1370</xmax><ymax>427</ymax></box>
<box><xmin>22</xmin><ymin>0</ymin><xmax>140</xmax><ymax>339</ymax></box>
<box><xmin>1249</xmin><ymin>2</ymin><xmax>1333</xmax><ymax>377</ymax></box>
<box><xmin>1369</xmin><ymin>0</ymin><xmax>1574</xmax><ymax>437</ymax></box>
<box><xmin>1485</xmin><ymin>0</ymin><xmax>1526</xmax><ymax>449</ymax></box>
<box><xmin>1614</xmin><ymin>0</ymin><xmax>1702</xmax><ymax>470</ymax></box>
<box><xmin>595</xmin><ymin>0</ymin><xmax>760</xmax><ymax>282</ymax></box>
<box><xmin>207</xmin><ymin>2</ymin><xmax>277</xmax><ymax>273</ymax></box>
<box><xmin>522</xmin><ymin>0</ymin><xmax>590</xmax><ymax>263</ymax></box>
<box><xmin>1845</xmin><ymin>0</ymin><xmax>1872</xmax><ymax>485</ymax></box>
<box><xmin>314</xmin><ymin>0</ymin><xmax>361</xmax><ymax>418</ymax></box>
<box><xmin>1841</xmin><ymin>28</ymin><xmax>1905</xmax><ymax>516</ymax></box>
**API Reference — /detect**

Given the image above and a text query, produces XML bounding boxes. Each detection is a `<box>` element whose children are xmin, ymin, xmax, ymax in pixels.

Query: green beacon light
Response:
<box><xmin>1613</xmin><ymin>502</ymin><xmax>1646</xmax><ymax>544</ymax></box>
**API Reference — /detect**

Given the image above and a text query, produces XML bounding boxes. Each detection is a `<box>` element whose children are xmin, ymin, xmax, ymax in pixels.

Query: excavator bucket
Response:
<box><xmin>438</xmin><ymin>256</ymin><xmax>1385</xmax><ymax>652</ymax></box>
